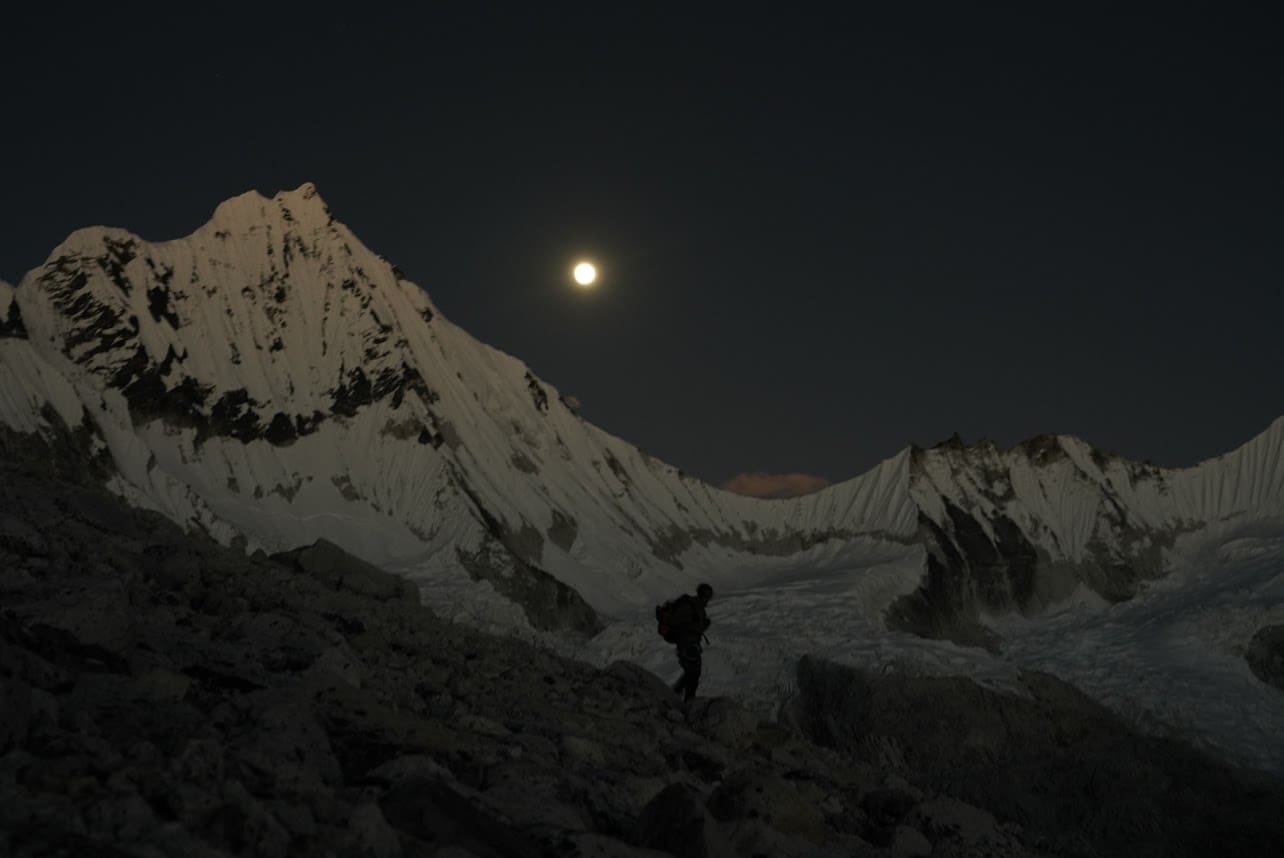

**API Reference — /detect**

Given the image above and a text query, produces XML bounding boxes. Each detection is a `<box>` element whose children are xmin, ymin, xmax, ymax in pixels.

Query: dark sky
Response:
<box><xmin>3</xmin><ymin>6</ymin><xmax>1280</xmax><ymax>488</ymax></box>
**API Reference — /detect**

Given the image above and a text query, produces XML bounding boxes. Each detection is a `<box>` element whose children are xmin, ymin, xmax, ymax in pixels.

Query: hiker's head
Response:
<box><xmin>696</xmin><ymin>583</ymin><xmax>713</xmax><ymax>602</ymax></box>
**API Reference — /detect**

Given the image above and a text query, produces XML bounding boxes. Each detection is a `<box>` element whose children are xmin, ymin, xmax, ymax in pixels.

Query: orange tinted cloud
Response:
<box><xmin>720</xmin><ymin>472</ymin><xmax>831</xmax><ymax>499</ymax></box>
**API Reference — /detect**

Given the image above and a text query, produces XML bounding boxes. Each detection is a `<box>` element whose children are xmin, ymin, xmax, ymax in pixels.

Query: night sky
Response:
<box><xmin>4</xmin><ymin>6</ymin><xmax>1280</xmax><ymax>493</ymax></box>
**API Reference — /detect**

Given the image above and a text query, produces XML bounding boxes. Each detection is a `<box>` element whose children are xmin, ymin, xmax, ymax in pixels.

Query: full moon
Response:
<box><xmin>572</xmin><ymin>261</ymin><xmax>597</xmax><ymax>287</ymax></box>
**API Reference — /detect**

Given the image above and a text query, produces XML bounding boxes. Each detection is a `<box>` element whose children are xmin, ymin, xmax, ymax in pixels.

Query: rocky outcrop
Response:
<box><xmin>888</xmin><ymin>437</ymin><xmax>1192</xmax><ymax>648</ymax></box>
<box><xmin>0</xmin><ymin>281</ymin><xmax>24</xmax><ymax>338</ymax></box>
<box><xmin>453</xmin><ymin>479</ymin><xmax>604</xmax><ymax>636</ymax></box>
<box><xmin>1246</xmin><ymin>625</ymin><xmax>1284</xmax><ymax>692</ymax></box>
<box><xmin>783</xmin><ymin>656</ymin><xmax>1284</xmax><ymax>858</ymax></box>
<box><xmin>272</xmin><ymin>538</ymin><xmax>418</xmax><ymax>603</ymax></box>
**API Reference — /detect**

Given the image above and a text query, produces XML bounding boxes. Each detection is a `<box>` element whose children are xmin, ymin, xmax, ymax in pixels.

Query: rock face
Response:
<box><xmin>1246</xmin><ymin>625</ymin><xmax>1284</xmax><ymax>692</ymax></box>
<box><xmin>784</xmin><ymin>656</ymin><xmax>1284</xmax><ymax>858</ymax></box>
<box><xmin>889</xmin><ymin>435</ymin><xmax>1211</xmax><ymax>647</ymax></box>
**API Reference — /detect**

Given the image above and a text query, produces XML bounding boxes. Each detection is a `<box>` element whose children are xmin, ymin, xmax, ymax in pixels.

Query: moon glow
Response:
<box><xmin>573</xmin><ymin>261</ymin><xmax>597</xmax><ymax>287</ymax></box>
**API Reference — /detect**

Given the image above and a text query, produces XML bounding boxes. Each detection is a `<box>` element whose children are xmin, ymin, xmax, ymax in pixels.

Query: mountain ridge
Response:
<box><xmin>1</xmin><ymin>184</ymin><xmax>1281</xmax><ymax>644</ymax></box>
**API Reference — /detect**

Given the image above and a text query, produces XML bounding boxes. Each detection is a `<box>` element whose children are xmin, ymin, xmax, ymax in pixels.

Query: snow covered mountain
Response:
<box><xmin>1</xmin><ymin>184</ymin><xmax>1281</xmax><ymax>641</ymax></box>
<box><xmin>3</xmin><ymin>183</ymin><xmax>1283</xmax><ymax>773</ymax></box>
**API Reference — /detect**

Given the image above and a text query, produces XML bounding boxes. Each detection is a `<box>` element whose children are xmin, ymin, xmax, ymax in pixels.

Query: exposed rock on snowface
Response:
<box><xmin>883</xmin><ymin>426</ymin><xmax>1284</xmax><ymax>646</ymax></box>
<box><xmin>0</xmin><ymin>281</ymin><xmax>25</xmax><ymax>338</ymax></box>
<box><xmin>784</xmin><ymin>656</ymin><xmax>1284</xmax><ymax>858</ymax></box>
<box><xmin>272</xmin><ymin>538</ymin><xmax>417</xmax><ymax>603</ymax></box>
<box><xmin>1246</xmin><ymin>625</ymin><xmax>1284</xmax><ymax>692</ymax></box>
<box><xmin>452</xmin><ymin>479</ymin><xmax>604</xmax><ymax>635</ymax></box>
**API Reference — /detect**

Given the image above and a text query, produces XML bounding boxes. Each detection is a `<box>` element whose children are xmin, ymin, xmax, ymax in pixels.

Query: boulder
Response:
<box><xmin>719</xmin><ymin>819</ymin><xmax>852</xmax><ymax>858</ymax></box>
<box><xmin>906</xmin><ymin>795</ymin><xmax>1001</xmax><ymax>845</ymax></box>
<box><xmin>707</xmin><ymin>768</ymin><xmax>828</xmax><ymax>843</ymax></box>
<box><xmin>1246</xmin><ymin>625</ymin><xmax>1284</xmax><ymax>692</ymax></box>
<box><xmin>141</xmin><ymin>540</ymin><xmax>205</xmax><ymax>593</ymax></box>
<box><xmin>793</xmin><ymin>655</ymin><xmax>1284</xmax><ymax>858</ymax></box>
<box><xmin>270</xmin><ymin>800</ymin><xmax>318</xmax><ymax>838</ymax></box>
<box><xmin>862</xmin><ymin>786</ymin><xmax>919</xmax><ymax>827</ymax></box>
<box><xmin>274</xmin><ymin>539</ymin><xmax>415</xmax><ymax>602</ymax></box>
<box><xmin>82</xmin><ymin>791</ymin><xmax>158</xmax><ymax>842</ymax></box>
<box><xmin>307</xmin><ymin>643</ymin><xmax>367</xmax><ymax>689</ymax></box>
<box><xmin>0</xmin><ymin>631</ymin><xmax>71</xmax><ymax>691</ymax></box>
<box><xmin>342</xmin><ymin>801</ymin><xmax>404</xmax><ymax>858</ymax></box>
<box><xmin>33</xmin><ymin>579</ymin><xmax>135</xmax><ymax>659</ymax></box>
<box><xmin>136</xmin><ymin>669</ymin><xmax>193</xmax><ymax>703</ymax></box>
<box><xmin>226</xmin><ymin>694</ymin><xmax>341</xmax><ymax>795</ymax></box>
<box><xmin>378</xmin><ymin>777</ymin><xmax>544</xmax><ymax>855</ymax></box>
<box><xmin>567</xmin><ymin>833</ymin><xmax>676</xmax><ymax>857</ymax></box>
<box><xmin>561</xmin><ymin>734</ymin><xmax>607</xmax><ymax>769</ymax></box>
<box><xmin>230</xmin><ymin>611</ymin><xmax>333</xmax><ymax>673</ymax></box>
<box><xmin>456</xmin><ymin>713</ymin><xmax>509</xmax><ymax>739</ymax></box>
<box><xmin>479</xmin><ymin>775</ymin><xmax>588</xmax><ymax>831</ymax></box>
<box><xmin>64</xmin><ymin>488</ymin><xmax>143</xmax><ymax>538</ymax></box>
<box><xmin>604</xmin><ymin>660</ymin><xmax>679</xmax><ymax>704</ymax></box>
<box><xmin>221</xmin><ymin>781</ymin><xmax>291</xmax><ymax>858</ymax></box>
<box><xmin>633</xmin><ymin>784</ymin><xmax>736</xmax><ymax>858</ymax></box>
<box><xmin>172</xmin><ymin>738</ymin><xmax>226</xmax><ymax>783</ymax></box>
<box><xmin>0</xmin><ymin>678</ymin><xmax>32</xmax><ymax>751</ymax></box>
<box><xmin>688</xmin><ymin>697</ymin><xmax>759</xmax><ymax>750</ymax></box>
<box><xmin>0</xmin><ymin>562</ymin><xmax>36</xmax><ymax>592</ymax></box>
<box><xmin>890</xmin><ymin>824</ymin><xmax>932</xmax><ymax>856</ymax></box>
<box><xmin>366</xmin><ymin>754</ymin><xmax>456</xmax><ymax>788</ymax></box>
<box><xmin>0</xmin><ymin>512</ymin><xmax>48</xmax><ymax>557</ymax></box>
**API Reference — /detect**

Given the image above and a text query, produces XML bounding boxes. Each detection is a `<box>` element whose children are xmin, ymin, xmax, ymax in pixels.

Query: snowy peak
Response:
<box><xmin>207</xmin><ymin>182</ymin><xmax>334</xmax><ymax>234</ymax></box>
<box><xmin>17</xmin><ymin>184</ymin><xmax>442</xmax><ymax>446</ymax></box>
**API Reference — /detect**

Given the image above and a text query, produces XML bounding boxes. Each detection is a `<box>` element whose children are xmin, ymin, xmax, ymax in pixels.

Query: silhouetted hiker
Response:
<box><xmin>655</xmin><ymin>583</ymin><xmax>713</xmax><ymax>702</ymax></box>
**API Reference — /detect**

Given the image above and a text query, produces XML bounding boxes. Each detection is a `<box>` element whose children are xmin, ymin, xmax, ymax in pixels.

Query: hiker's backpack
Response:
<box><xmin>655</xmin><ymin>599</ymin><xmax>681</xmax><ymax>643</ymax></box>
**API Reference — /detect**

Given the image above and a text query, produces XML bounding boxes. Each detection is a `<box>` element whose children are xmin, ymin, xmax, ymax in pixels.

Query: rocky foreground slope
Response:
<box><xmin>3</xmin><ymin>435</ymin><xmax>1284</xmax><ymax>857</ymax></box>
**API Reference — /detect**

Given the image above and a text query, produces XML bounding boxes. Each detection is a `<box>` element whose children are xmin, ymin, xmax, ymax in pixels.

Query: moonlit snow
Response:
<box><xmin>409</xmin><ymin>527</ymin><xmax>1284</xmax><ymax>774</ymax></box>
<box><xmin>2</xmin><ymin>184</ymin><xmax>1282</xmax><ymax>778</ymax></box>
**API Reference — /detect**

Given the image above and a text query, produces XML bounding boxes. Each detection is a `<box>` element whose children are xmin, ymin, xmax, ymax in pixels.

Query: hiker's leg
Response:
<box><xmin>684</xmin><ymin>650</ymin><xmax>703</xmax><ymax>701</ymax></box>
<box><xmin>672</xmin><ymin>646</ymin><xmax>688</xmax><ymax>695</ymax></box>
<box><xmin>678</xmin><ymin>644</ymin><xmax>703</xmax><ymax>702</ymax></box>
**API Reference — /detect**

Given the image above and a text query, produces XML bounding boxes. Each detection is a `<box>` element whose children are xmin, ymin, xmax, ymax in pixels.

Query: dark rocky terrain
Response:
<box><xmin>3</xmin><ymin>436</ymin><xmax>1283</xmax><ymax>857</ymax></box>
<box><xmin>1246</xmin><ymin>625</ymin><xmax>1284</xmax><ymax>693</ymax></box>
